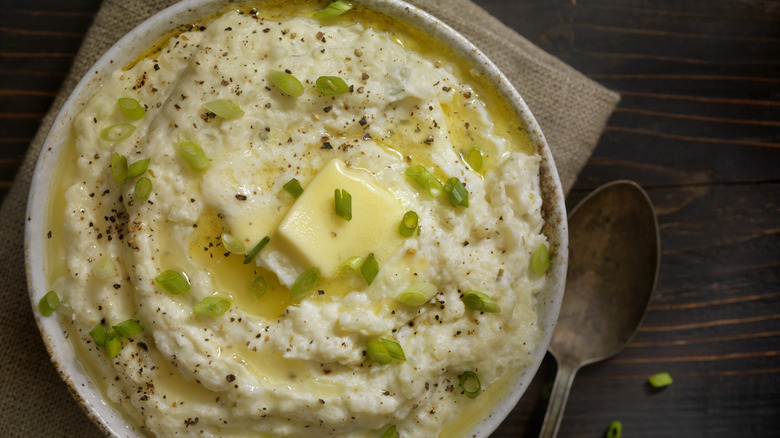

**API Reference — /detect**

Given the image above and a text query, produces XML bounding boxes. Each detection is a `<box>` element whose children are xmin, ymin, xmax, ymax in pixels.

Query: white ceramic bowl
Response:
<box><xmin>26</xmin><ymin>1</ymin><xmax>567</xmax><ymax>436</ymax></box>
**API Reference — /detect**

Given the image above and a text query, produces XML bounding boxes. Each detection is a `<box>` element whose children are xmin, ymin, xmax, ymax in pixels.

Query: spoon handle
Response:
<box><xmin>539</xmin><ymin>360</ymin><xmax>580</xmax><ymax>438</ymax></box>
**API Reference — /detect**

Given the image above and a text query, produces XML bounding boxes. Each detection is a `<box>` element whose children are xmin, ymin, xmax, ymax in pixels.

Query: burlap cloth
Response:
<box><xmin>0</xmin><ymin>0</ymin><xmax>618</xmax><ymax>435</ymax></box>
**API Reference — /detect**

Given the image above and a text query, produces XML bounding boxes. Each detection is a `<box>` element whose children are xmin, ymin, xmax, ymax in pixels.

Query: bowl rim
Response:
<box><xmin>25</xmin><ymin>1</ymin><xmax>568</xmax><ymax>436</ymax></box>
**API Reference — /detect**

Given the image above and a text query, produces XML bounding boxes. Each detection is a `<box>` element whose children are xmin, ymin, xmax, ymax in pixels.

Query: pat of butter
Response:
<box><xmin>277</xmin><ymin>159</ymin><xmax>404</xmax><ymax>277</ymax></box>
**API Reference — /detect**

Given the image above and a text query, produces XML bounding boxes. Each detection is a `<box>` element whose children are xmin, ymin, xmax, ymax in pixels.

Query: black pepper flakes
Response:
<box><xmin>235</xmin><ymin>194</ymin><xmax>247</xmax><ymax>201</ymax></box>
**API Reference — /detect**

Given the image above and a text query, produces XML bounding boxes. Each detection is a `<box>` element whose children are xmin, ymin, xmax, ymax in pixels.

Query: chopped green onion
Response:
<box><xmin>531</xmin><ymin>243</ymin><xmax>550</xmax><ymax>276</ymax></box>
<box><xmin>466</xmin><ymin>147</ymin><xmax>483</xmax><ymax>172</ymax></box>
<box><xmin>360</xmin><ymin>253</ymin><xmax>379</xmax><ymax>285</ymax></box>
<box><xmin>112</xmin><ymin>319</ymin><xmax>144</xmax><ymax>337</ymax></box>
<box><xmin>106</xmin><ymin>329</ymin><xmax>122</xmax><ymax>358</ymax></box>
<box><xmin>399</xmin><ymin>211</ymin><xmax>418</xmax><ymax>237</ymax></box>
<box><xmin>110</xmin><ymin>152</ymin><xmax>128</xmax><ymax>185</ymax></box>
<box><xmin>316</xmin><ymin>76</ymin><xmax>350</xmax><ymax>95</ymax></box>
<box><xmin>155</xmin><ymin>270</ymin><xmax>191</xmax><ymax>295</ymax></box>
<box><xmin>92</xmin><ymin>257</ymin><xmax>115</xmax><ymax>279</ymax></box>
<box><xmin>290</xmin><ymin>267</ymin><xmax>320</xmax><ymax>300</ymax></box>
<box><xmin>203</xmin><ymin>99</ymin><xmax>244</xmax><ymax>119</ymax></box>
<box><xmin>462</xmin><ymin>290</ymin><xmax>500</xmax><ymax>313</ymax></box>
<box><xmin>269</xmin><ymin>69</ymin><xmax>304</xmax><ymax>97</ymax></box>
<box><xmin>89</xmin><ymin>324</ymin><xmax>108</xmax><ymax>347</ymax></box>
<box><xmin>193</xmin><ymin>297</ymin><xmax>231</xmax><ymax>317</ymax></box>
<box><xmin>338</xmin><ymin>256</ymin><xmax>363</xmax><ymax>272</ymax></box>
<box><xmin>334</xmin><ymin>188</ymin><xmax>352</xmax><ymax>221</ymax></box>
<box><xmin>381</xmin><ymin>338</ymin><xmax>406</xmax><ymax>361</ymax></box>
<box><xmin>314</xmin><ymin>0</ymin><xmax>353</xmax><ymax>19</ymax></box>
<box><xmin>125</xmin><ymin>158</ymin><xmax>150</xmax><ymax>180</ymax></box>
<box><xmin>283</xmin><ymin>178</ymin><xmax>304</xmax><ymax>198</ymax></box>
<box><xmin>38</xmin><ymin>290</ymin><xmax>59</xmax><ymax>317</ymax></box>
<box><xmin>380</xmin><ymin>425</ymin><xmax>398</xmax><ymax>438</ymax></box>
<box><xmin>459</xmin><ymin>371</ymin><xmax>481</xmax><ymax>399</ymax></box>
<box><xmin>178</xmin><ymin>137</ymin><xmax>209</xmax><ymax>171</ymax></box>
<box><xmin>221</xmin><ymin>233</ymin><xmax>247</xmax><ymax>255</ymax></box>
<box><xmin>443</xmin><ymin>177</ymin><xmax>469</xmax><ymax>208</ymax></box>
<box><xmin>366</xmin><ymin>340</ymin><xmax>392</xmax><ymax>365</ymax></box>
<box><xmin>396</xmin><ymin>282</ymin><xmax>437</xmax><ymax>306</ymax></box>
<box><xmin>606</xmin><ymin>421</ymin><xmax>622</xmax><ymax>438</ymax></box>
<box><xmin>251</xmin><ymin>275</ymin><xmax>267</xmax><ymax>300</ymax></box>
<box><xmin>648</xmin><ymin>372</ymin><xmax>673</xmax><ymax>388</ymax></box>
<box><xmin>100</xmin><ymin>123</ymin><xmax>135</xmax><ymax>142</ymax></box>
<box><xmin>134</xmin><ymin>177</ymin><xmax>152</xmax><ymax>200</ymax></box>
<box><xmin>118</xmin><ymin>97</ymin><xmax>145</xmax><ymax>120</ymax></box>
<box><xmin>243</xmin><ymin>236</ymin><xmax>270</xmax><ymax>264</ymax></box>
<box><xmin>405</xmin><ymin>165</ymin><xmax>442</xmax><ymax>196</ymax></box>
<box><xmin>539</xmin><ymin>382</ymin><xmax>553</xmax><ymax>400</ymax></box>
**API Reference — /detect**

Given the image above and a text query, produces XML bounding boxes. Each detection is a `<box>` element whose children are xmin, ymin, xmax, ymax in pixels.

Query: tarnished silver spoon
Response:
<box><xmin>539</xmin><ymin>180</ymin><xmax>660</xmax><ymax>438</ymax></box>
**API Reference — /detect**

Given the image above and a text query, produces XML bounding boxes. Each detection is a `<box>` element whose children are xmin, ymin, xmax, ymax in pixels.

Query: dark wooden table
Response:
<box><xmin>1</xmin><ymin>1</ymin><xmax>778</xmax><ymax>437</ymax></box>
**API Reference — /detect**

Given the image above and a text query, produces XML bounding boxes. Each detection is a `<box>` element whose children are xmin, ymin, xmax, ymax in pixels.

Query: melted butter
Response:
<box><xmin>151</xmin><ymin>349</ymin><xmax>220</xmax><ymax>406</ymax></box>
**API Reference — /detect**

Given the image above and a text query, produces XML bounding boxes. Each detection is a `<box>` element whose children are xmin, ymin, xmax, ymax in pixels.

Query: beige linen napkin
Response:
<box><xmin>0</xmin><ymin>0</ymin><xmax>618</xmax><ymax>435</ymax></box>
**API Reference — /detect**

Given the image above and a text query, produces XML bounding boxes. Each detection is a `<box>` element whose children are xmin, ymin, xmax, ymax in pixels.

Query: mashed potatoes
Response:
<box><xmin>46</xmin><ymin>2</ymin><xmax>547</xmax><ymax>436</ymax></box>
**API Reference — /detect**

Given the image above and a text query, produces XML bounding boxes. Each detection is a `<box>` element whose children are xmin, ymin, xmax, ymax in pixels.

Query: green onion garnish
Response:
<box><xmin>112</xmin><ymin>319</ymin><xmax>144</xmax><ymax>337</ymax></box>
<box><xmin>360</xmin><ymin>253</ymin><xmax>379</xmax><ymax>285</ymax></box>
<box><xmin>100</xmin><ymin>123</ymin><xmax>135</xmax><ymax>142</ymax></box>
<box><xmin>314</xmin><ymin>0</ymin><xmax>353</xmax><ymax>19</ymax></box>
<box><xmin>338</xmin><ymin>256</ymin><xmax>363</xmax><ymax>272</ymax></box>
<box><xmin>648</xmin><ymin>372</ymin><xmax>673</xmax><ymax>388</ymax></box>
<box><xmin>443</xmin><ymin>177</ymin><xmax>469</xmax><ymax>208</ymax></box>
<box><xmin>283</xmin><ymin>178</ymin><xmax>304</xmax><ymax>198</ymax></box>
<box><xmin>38</xmin><ymin>290</ymin><xmax>59</xmax><ymax>317</ymax></box>
<box><xmin>178</xmin><ymin>137</ymin><xmax>209</xmax><ymax>171</ymax></box>
<box><xmin>334</xmin><ymin>188</ymin><xmax>352</xmax><ymax>221</ymax></box>
<box><xmin>118</xmin><ymin>97</ymin><xmax>145</xmax><ymax>120</ymax></box>
<box><xmin>366</xmin><ymin>340</ymin><xmax>392</xmax><ymax>365</ymax></box>
<box><xmin>106</xmin><ymin>329</ymin><xmax>122</xmax><ymax>358</ymax></box>
<box><xmin>89</xmin><ymin>324</ymin><xmax>108</xmax><ymax>347</ymax></box>
<box><xmin>381</xmin><ymin>338</ymin><xmax>406</xmax><ymax>361</ymax></box>
<box><xmin>252</xmin><ymin>275</ymin><xmax>267</xmax><ymax>300</ymax></box>
<box><xmin>154</xmin><ymin>270</ymin><xmax>191</xmax><ymax>295</ymax></box>
<box><xmin>269</xmin><ymin>70</ymin><xmax>304</xmax><ymax>97</ymax></box>
<box><xmin>466</xmin><ymin>147</ymin><xmax>483</xmax><ymax>172</ymax></box>
<box><xmin>125</xmin><ymin>158</ymin><xmax>150</xmax><ymax>180</ymax></box>
<box><xmin>396</xmin><ymin>282</ymin><xmax>437</xmax><ymax>306</ymax></box>
<box><xmin>399</xmin><ymin>211</ymin><xmax>418</xmax><ymax>238</ymax></box>
<box><xmin>203</xmin><ymin>99</ymin><xmax>245</xmax><ymax>119</ymax></box>
<box><xmin>606</xmin><ymin>421</ymin><xmax>622</xmax><ymax>438</ymax></box>
<box><xmin>405</xmin><ymin>165</ymin><xmax>442</xmax><ymax>197</ymax></box>
<box><xmin>531</xmin><ymin>243</ymin><xmax>550</xmax><ymax>276</ymax></box>
<box><xmin>92</xmin><ymin>257</ymin><xmax>115</xmax><ymax>279</ymax></box>
<box><xmin>380</xmin><ymin>425</ymin><xmax>398</xmax><ymax>438</ymax></box>
<box><xmin>193</xmin><ymin>296</ymin><xmax>231</xmax><ymax>317</ymax></box>
<box><xmin>110</xmin><ymin>152</ymin><xmax>128</xmax><ymax>185</ymax></box>
<box><xmin>290</xmin><ymin>267</ymin><xmax>320</xmax><ymax>300</ymax></box>
<box><xmin>316</xmin><ymin>76</ymin><xmax>350</xmax><ymax>95</ymax></box>
<box><xmin>243</xmin><ymin>236</ymin><xmax>270</xmax><ymax>264</ymax></box>
<box><xmin>462</xmin><ymin>290</ymin><xmax>500</xmax><ymax>313</ymax></box>
<box><xmin>459</xmin><ymin>371</ymin><xmax>481</xmax><ymax>399</ymax></box>
<box><xmin>134</xmin><ymin>177</ymin><xmax>152</xmax><ymax>200</ymax></box>
<box><xmin>221</xmin><ymin>232</ymin><xmax>247</xmax><ymax>255</ymax></box>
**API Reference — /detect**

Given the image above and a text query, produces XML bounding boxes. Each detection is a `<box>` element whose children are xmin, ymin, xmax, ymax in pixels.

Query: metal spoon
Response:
<box><xmin>539</xmin><ymin>180</ymin><xmax>660</xmax><ymax>438</ymax></box>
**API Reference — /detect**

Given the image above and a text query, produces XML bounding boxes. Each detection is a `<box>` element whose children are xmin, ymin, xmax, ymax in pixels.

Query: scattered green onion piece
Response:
<box><xmin>380</xmin><ymin>425</ymin><xmax>398</xmax><ymax>438</ymax></box>
<box><xmin>290</xmin><ymin>267</ymin><xmax>320</xmax><ymax>300</ymax></box>
<box><xmin>334</xmin><ymin>188</ymin><xmax>352</xmax><ymax>221</ymax></box>
<box><xmin>539</xmin><ymin>382</ymin><xmax>553</xmax><ymax>400</ymax></box>
<box><xmin>89</xmin><ymin>324</ymin><xmax>108</xmax><ymax>347</ymax></box>
<box><xmin>117</xmin><ymin>97</ymin><xmax>145</xmax><ymax>120</ymax></box>
<box><xmin>92</xmin><ymin>257</ymin><xmax>115</xmax><ymax>279</ymax></box>
<box><xmin>314</xmin><ymin>0</ymin><xmax>353</xmax><ymax>19</ymax></box>
<box><xmin>338</xmin><ymin>256</ymin><xmax>363</xmax><ymax>272</ymax></box>
<box><xmin>193</xmin><ymin>297</ymin><xmax>231</xmax><ymax>317</ymax></box>
<box><xmin>243</xmin><ymin>236</ymin><xmax>271</xmax><ymax>264</ymax></box>
<box><xmin>283</xmin><ymin>178</ymin><xmax>304</xmax><ymax>198</ymax></box>
<box><xmin>126</xmin><ymin>158</ymin><xmax>150</xmax><ymax>180</ymax></box>
<box><xmin>366</xmin><ymin>340</ymin><xmax>392</xmax><ymax>365</ymax></box>
<box><xmin>404</xmin><ymin>165</ymin><xmax>442</xmax><ymax>196</ymax></box>
<box><xmin>396</xmin><ymin>282</ymin><xmax>437</xmax><ymax>306</ymax></box>
<box><xmin>381</xmin><ymin>338</ymin><xmax>406</xmax><ymax>361</ymax></box>
<box><xmin>110</xmin><ymin>152</ymin><xmax>128</xmax><ymax>185</ymax></box>
<box><xmin>462</xmin><ymin>290</ymin><xmax>501</xmax><ymax>313</ymax></box>
<box><xmin>178</xmin><ymin>137</ymin><xmax>209</xmax><ymax>171</ymax></box>
<box><xmin>443</xmin><ymin>177</ymin><xmax>469</xmax><ymax>208</ymax></box>
<box><xmin>459</xmin><ymin>371</ymin><xmax>481</xmax><ymax>399</ymax></box>
<box><xmin>648</xmin><ymin>372</ymin><xmax>673</xmax><ymax>388</ymax></box>
<box><xmin>398</xmin><ymin>210</ymin><xmax>418</xmax><ymax>238</ymax></box>
<box><xmin>154</xmin><ymin>269</ymin><xmax>191</xmax><ymax>295</ymax></box>
<box><xmin>360</xmin><ymin>253</ymin><xmax>379</xmax><ymax>285</ymax></box>
<box><xmin>251</xmin><ymin>275</ymin><xmax>267</xmax><ymax>300</ymax></box>
<box><xmin>203</xmin><ymin>99</ymin><xmax>245</xmax><ymax>119</ymax></box>
<box><xmin>531</xmin><ymin>243</ymin><xmax>550</xmax><ymax>276</ymax></box>
<box><xmin>134</xmin><ymin>177</ymin><xmax>152</xmax><ymax>200</ymax></box>
<box><xmin>316</xmin><ymin>75</ymin><xmax>350</xmax><ymax>95</ymax></box>
<box><xmin>268</xmin><ymin>70</ymin><xmax>304</xmax><ymax>97</ymax></box>
<box><xmin>221</xmin><ymin>232</ymin><xmax>247</xmax><ymax>255</ymax></box>
<box><xmin>112</xmin><ymin>319</ymin><xmax>144</xmax><ymax>337</ymax></box>
<box><xmin>100</xmin><ymin>123</ymin><xmax>135</xmax><ymax>142</ymax></box>
<box><xmin>106</xmin><ymin>329</ymin><xmax>122</xmax><ymax>358</ymax></box>
<box><xmin>466</xmin><ymin>147</ymin><xmax>483</xmax><ymax>172</ymax></box>
<box><xmin>38</xmin><ymin>290</ymin><xmax>60</xmax><ymax>317</ymax></box>
<box><xmin>606</xmin><ymin>421</ymin><xmax>622</xmax><ymax>438</ymax></box>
